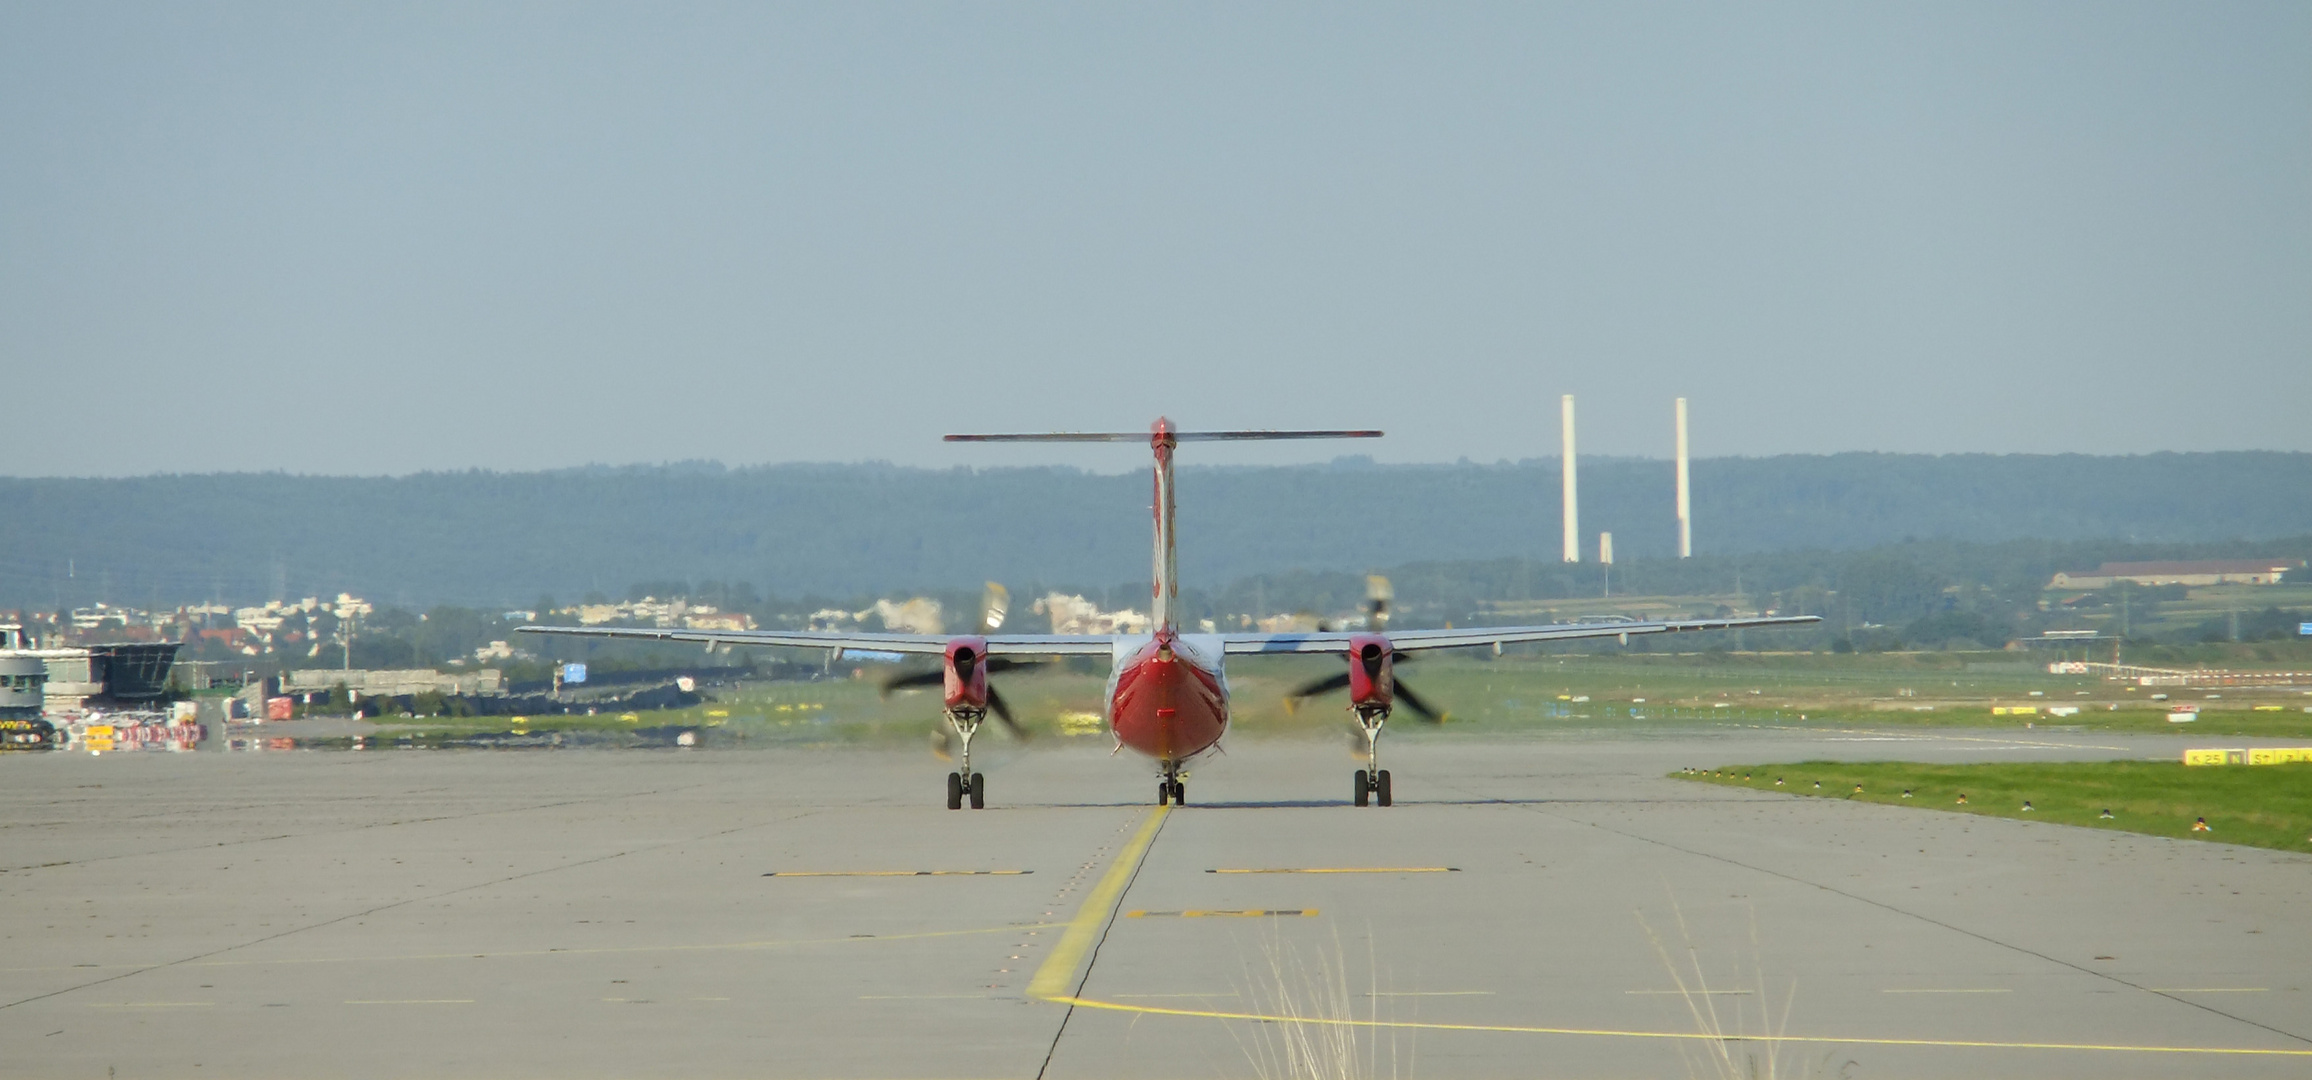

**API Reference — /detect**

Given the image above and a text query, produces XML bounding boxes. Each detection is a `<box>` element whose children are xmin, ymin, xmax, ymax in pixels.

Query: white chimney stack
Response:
<box><xmin>1561</xmin><ymin>394</ymin><xmax>1579</xmax><ymax>563</ymax></box>
<box><xmin>1675</xmin><ymin>397</ymin><xmax>1692</xmax><ymax>559</ymax></box>
<box><xmin>1600</xmin><ymin>531</ymin><xmax>1614</xmax><ymax>597</ymax></box>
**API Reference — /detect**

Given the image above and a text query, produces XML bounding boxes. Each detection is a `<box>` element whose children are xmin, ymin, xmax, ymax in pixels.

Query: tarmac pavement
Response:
<box><xmin>2</xmin><ymin>725</ymin><xmax>2307</xmax><ymax>1079</ymax></box>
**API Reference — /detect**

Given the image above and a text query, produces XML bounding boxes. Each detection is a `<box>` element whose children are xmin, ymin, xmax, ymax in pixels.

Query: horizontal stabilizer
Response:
<box><xmin>946</xmin><ymin>429</ymin><xmax>1382</xmax><ymax>443</ymax></box>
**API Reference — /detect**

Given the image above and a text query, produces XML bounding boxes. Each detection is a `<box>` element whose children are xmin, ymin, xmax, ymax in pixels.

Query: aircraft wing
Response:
<box><xmin>514</xmin><ymin>624</ymin><xmax>1118</xmax><ymax>656</ymax></box>
<box><xmin>1220</xmin><ymin>614</ymin><xmax>1821</xmax><ymax>654</ymax></box>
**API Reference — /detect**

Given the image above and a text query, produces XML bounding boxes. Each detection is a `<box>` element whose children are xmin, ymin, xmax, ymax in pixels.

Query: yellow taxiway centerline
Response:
<box><xmin>1026</xmin><ymin>804</ymin><xmax>1169</xmax><ymax>1001</ymax></box>
<box><xmin>1038</xmin><ymin>993</ymin><xmax>2312</xmax><ymax>1057</ymax></box>
<box><xmin>1029</xmin><ymin>804</ymin><xmax>2312</xmax><ymax>1059</ymax></box>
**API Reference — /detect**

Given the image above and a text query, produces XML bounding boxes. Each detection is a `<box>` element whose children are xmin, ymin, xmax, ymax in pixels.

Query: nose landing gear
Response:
<box><xmin>1157</xmin><ymin>761</ymin><xmax>1186</xmax><ymax>805</ymax></box>
<box><xmin>944</xmin><ymin>707</ymin><xmax>989</xmax><ymax>810</ymax></box>
<box><xmin>1353</xmin><ymin>705</ymin><xmax>1393</xmax><ymax>807</ymax></box>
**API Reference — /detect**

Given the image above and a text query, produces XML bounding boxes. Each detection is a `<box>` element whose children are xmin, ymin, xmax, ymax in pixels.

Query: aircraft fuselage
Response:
<box><xmin>1105</xmin><ymin>630</ymin><xmax>1229</xmax><ymax>765</ymax></box>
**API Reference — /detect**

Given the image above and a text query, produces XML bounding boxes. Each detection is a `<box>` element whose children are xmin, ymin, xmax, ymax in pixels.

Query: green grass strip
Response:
<box><xmin>1676</xmin><ymin>760</ymin><xmax>2312</xmax><ymax>855</ymax></box>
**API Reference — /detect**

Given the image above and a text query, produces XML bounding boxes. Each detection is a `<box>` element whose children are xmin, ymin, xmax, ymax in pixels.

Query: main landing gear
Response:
<box><xmin>943</xmin><ymin>707</ymin><xmax>989</xmax><ymax>810</ymax></box>
<box><xmin>1353</xmin><ymin>704</ymin><xmax>1393</xmax><ymax>807</ymax></box>
<box><xmin>1157</xmin><ymin>761</ymin><xmax>1186</xmax><ymax>806</ymax></box>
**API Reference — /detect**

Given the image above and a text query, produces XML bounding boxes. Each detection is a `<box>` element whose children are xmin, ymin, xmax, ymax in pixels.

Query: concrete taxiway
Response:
<box><xmin>2</xmin><ymin>727</ymin><xmax>2308</xmax><ymax>1079</ymax></box>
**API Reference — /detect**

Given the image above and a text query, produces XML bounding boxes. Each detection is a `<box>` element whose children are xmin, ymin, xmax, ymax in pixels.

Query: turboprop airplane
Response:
<box><xmin>519</xmin><ymin>419</ymin><xmax>1818</xmax><ymax>809</ymax></box>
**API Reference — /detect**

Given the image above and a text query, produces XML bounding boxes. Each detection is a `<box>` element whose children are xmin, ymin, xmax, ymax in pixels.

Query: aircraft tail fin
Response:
<box><xmin>946</xmin><ymin>420</ymin><xmax>1383</xmax><ymax>631</ymax></box>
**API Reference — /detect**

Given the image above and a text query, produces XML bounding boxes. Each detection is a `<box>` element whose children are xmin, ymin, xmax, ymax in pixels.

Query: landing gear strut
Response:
<box><xmin>944</xmin><ymin>707</ymin><xmax>988</xmax><ymax>810</ymax></box>
<box><xmin>1353</xmin><ymin>704</ymin><xmax>1392</xmax><ymax>807</ymax></box>
<box><xmin>1157</xmin><ymin>761</ymin><xmax>1186</xmax><ymax>806</ymax></box>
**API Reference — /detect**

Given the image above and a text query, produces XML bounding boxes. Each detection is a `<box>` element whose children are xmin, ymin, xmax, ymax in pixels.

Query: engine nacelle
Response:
<box><xmin>1346</xmin><ymin>632</ymin><xmax>1395</xmax><ymax>711</ymax></box>
<box><xmin>943</xmin><ymin>636</ymin><xmax>990</xmax><ymax>713</ymax></box>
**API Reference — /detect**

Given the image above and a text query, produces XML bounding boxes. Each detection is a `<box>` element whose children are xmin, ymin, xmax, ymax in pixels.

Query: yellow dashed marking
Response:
<box><xmin>764</xmin><ymin>870</ymin><xmax>1031</xmax><ymax>877</ymax></box>
<box><xmin>1207</xmin><ymin>867</ymin><xmax>1457</xmax><ymax>874</ymax></box>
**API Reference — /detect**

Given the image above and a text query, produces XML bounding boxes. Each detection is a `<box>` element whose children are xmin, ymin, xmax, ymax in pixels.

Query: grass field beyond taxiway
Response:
<box><xmin>1681</xmin><ymin>760</ymin><xmax>2312</xmax><ymax>854</ymax></box>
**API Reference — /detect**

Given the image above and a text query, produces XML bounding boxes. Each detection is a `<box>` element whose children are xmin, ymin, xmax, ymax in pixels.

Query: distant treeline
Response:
<box><xmin>2</xmin><ymin>451</ymin><xmax>2307</xmax><ymax>610</ymax></box>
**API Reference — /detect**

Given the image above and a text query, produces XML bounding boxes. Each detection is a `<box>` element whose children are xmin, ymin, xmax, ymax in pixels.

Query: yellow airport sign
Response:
<box><xmin>2185</xmin><ymin>747</ymin><xmax>2312</xmax><ymax>766</ymax></box>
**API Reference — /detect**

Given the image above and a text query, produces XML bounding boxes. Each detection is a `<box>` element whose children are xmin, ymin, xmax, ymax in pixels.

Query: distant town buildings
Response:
<box><xmin>807</xmin><ymin>598</ymin><xmax>945</xmax><ymax>634</ymax></box>
<box><xmin>2048</xmin><ymin>560</ymin><xmax>2296</xmax><ymax>590</ymax></box>
<box><xmin>467</xmin><ymin>639</ymin><xmax>528</xmax><ymax>664</ymax></box>
<box><xmin>1032</xmin><ymin>593</ymin><xmax>1151</xmax><ymax>635</ymax></box>
<box><xmin>563</xmin><ymin>597</ymin><xmax>756</xmax><ymax>631</ymax></box>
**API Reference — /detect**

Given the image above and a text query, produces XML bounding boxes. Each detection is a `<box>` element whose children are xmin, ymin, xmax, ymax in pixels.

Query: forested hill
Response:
<box><xmin>3</xmin><ymin>452</ymin><xmax>2306</xmax><ymax>609</ymax></box>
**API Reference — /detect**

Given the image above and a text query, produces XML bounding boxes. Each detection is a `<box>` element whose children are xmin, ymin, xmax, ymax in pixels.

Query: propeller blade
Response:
<box><xmin>881</xmin><ymin>668</ymin><xmax>945</xmax><ymax>697</ymax></box>
<box><xmin>986</xmin><ymin>684</ymin><xmax>1029</xmax><ymax>740</ymax></box>
<box><xmin>1365</xmin><ymin>575</ymin><xmax>1393</xmax><ymax>631</ymax></box>
<box><xmin>1286</xmin><ymin>671</ymin><xmax>1352</xmax><ymax>702</ymax></box>
<box><xmin>1392</xmin><ymin>679</ymin><xmax>1447</xmax><ymax>724</ymax></box>
<box><xmin>981</xmin><ymin>582</ymin><xmax>1011</xmax><ymax>634</ymax></box>
<box><xmin>929</xmin><ymin>726</ymin><xmax>955</xmax><ymax>761</ymax></box>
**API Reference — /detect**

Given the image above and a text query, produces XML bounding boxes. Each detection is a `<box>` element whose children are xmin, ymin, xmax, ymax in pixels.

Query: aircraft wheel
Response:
<box><xmin>947</xmin><ymin>771</ymin><xmax>964</xmax><ymax>810</ymax></box>
<box><xmin>1376</xmin><ymin>769</ymin><xmax>1393</xmax><ymax>807</ymax></box>
<box><xmin>1158</xmin><ymin>781</ymin><xmax>1172</xmax><ymax>805</ymax></box>
<box><xmin>969</xmin><ymin>772</ymin><xmax>986</xmax><ymax>810</ymax></box>
<box><xmin>1353</xmin><ymin>769</ymin><xmax>1370</xmax><ymax>807</ymax></box>
<box><xmin>1170</xmin><ymin>780</ymin><xmax>1186</xmax><ymax>806</ymax></box>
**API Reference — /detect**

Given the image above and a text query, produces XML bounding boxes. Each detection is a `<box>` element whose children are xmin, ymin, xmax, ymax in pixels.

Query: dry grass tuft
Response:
<box><xmin>1232</xmin><ymin>928</ymin><xmax>1409</xmax><ymax>1080</ymax></box>
<box><xmin>1638</xmin><ymin>898</ymin><xmax>1851</xmax><ymax>1080</ymax></box>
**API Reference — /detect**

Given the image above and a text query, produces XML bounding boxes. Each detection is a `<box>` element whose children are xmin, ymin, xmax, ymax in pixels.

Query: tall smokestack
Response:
<box><xmin>1561</xmin><ymin>394</ymin><xmax>1579</xmax><ymax>563</ymax></box>
<box><xmin>1599</xmin><ymin>531</ymin><xmax>1613</xmax><ymax>597</ymax></box>
<box><xmin>1675</xmin><ymin>397</ymin><xmax>1692</xmax><ymax>559</ymax></box>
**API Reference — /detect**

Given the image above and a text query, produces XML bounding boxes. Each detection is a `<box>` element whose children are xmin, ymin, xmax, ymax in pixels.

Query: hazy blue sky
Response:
<box><xmin>4</xmin><ymin>3</ymin><xmax>2306</xmax><ymax>475</ymax></box>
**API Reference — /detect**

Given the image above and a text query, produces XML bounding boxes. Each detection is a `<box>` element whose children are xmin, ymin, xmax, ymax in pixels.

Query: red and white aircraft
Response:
<box><xmin>521</xmin><ymin>419</ymin><xmax>1817</xmax><ymax>809</ymax></box>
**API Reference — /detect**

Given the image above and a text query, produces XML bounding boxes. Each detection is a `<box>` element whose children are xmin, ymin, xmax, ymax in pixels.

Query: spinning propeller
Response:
<box><xmin>1282</xmin><ymin>576</ymin><xmax>1446</xmax><ymax>723</ymax></box>
<box><xmin>1282</xmin><ymin>645</ymin><xmax>1446</xmax><ymax>723</ymax></box>
<box><xmin>883</xmin><ymin>649</ymin><xmax>1037</xmax><ymax>739</ymax></box>
<box><xmin>880</xmin><ymin>583</ymin><xmax>1042</xmax><ymax>751</ymax></box>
